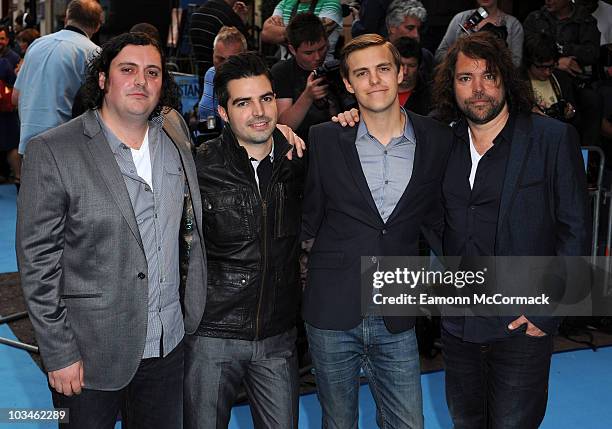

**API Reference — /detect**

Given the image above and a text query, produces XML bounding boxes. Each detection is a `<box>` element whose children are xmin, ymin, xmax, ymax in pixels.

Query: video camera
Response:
<box><xmin>312</xmin><ymin>59</ymin><xmax>356</xmax><ymax>111</ymax></box>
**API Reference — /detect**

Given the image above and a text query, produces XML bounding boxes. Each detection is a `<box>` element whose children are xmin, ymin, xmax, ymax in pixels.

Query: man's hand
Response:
<box><xmin>269</xmin><ymin>15</ymin><xmax>285</xmax><ymax>27</ymax></box>
<box><xmin>321</xmin><ymin>17</ymin><xmax>337</xmax><ymax>35</ymax></box>
<box><xmin>508</xmin><ymin>315</ymin><xmax>547</xmax><ymax>337</ymax></box>
<box><xmin>331</xmin><ymin>108</ymin><xmax>360</xmax><ymax>127</ymax></box>
<box><xmin>232</xmin><ymin>1</ymin><xmax>249</xmax><ymax>23</ymax></box>
<box><xmin>305</xmin><ymin>72</ymin><xmax>329</xmax><ymax>102</ymax></box>
<box><xmin>557</xmin><ymin>56</ymin><xmax>583</xmax><ymax>77</ymax></box>
<box><xmin>48</xmin><ymin>360</ymin><xmax>84</xmax><ymax>396</ymax></box>
<box><xmin>277</xmin><ymin>124</ymin><xmax>306</xmax><ymax>159</ymax></box>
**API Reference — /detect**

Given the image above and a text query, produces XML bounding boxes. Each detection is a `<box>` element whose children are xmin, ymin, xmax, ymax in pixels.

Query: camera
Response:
<box><xmin>544</xmin><ymin>100</ymin><xmax>572</xmax><ymax>122</ymax></box>
<box><xmin>460</xmin><ymin>7</ymin><xmax>488</xmax><ymax>33</ymax></box>
<box><xmin>312</xmin><ymin>60</ymin><xmax>356</xmax><ymax>111</ymax></box>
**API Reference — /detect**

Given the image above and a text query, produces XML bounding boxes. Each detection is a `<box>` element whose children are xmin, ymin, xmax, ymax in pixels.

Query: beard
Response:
<box><xmin>459</xmin><ymin>93</ymin><xmax>506</xmax><ymax>125</ymax></box>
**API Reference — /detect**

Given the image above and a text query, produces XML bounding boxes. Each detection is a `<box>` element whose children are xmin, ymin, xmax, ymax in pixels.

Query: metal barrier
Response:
<box><xmin>0</xmin><ymin>311</ymin><xmax>39</xmax><ymax>354</ymax></box>
<box><xmin>584</xmin><ymin>146</ymin><xmax>606</xmax><ymax>260</ymax></box>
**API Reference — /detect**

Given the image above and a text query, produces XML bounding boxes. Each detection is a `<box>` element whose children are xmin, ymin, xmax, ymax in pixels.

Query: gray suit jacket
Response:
<box><xmin>16</xmin><ymin>109</ymin><xmax>207</xmax><ymax>390</ymax></box>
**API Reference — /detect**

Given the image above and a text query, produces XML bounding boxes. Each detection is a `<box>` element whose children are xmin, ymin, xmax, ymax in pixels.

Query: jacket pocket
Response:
<box><xmin>202</xmin><ymin>189</ymin><xmax>255</xmax><ymax>242</ymax></box>
<box><xmin>273</xmin><ymin>181</ymin><xmax>303</xmax><ymax>239</ymax></box>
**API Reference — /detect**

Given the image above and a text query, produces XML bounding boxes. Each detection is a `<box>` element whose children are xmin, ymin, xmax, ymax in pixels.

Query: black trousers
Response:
<box><xmin>442</xmin><ymin>328</ymin><xmax>554</xmax><ymax>429</ymax></box>
<box><xmin>51</xmin><ymin>341</ymin><xmax>184</xmax><ymax>429</ymax></box>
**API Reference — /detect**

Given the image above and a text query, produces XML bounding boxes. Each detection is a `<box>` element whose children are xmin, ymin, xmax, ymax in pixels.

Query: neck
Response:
<box><xmin>238</xmin><ymin>137</ymin><xmax>273</xmax><ymax>161</ymax></box>
<box><xmin>99</xmin><ymin>106</ymin><xmax>149</xmax><ymax>149</ymax></box>
<box><xmin>0</xmin><ymin>45</ymin><xmax>8</xmax><ymax>56</ymax></box>
<box><xmin>361</xmin><ymin>101</ymin><xmax>405</xmax><ymax>145</ymax></box>
<box><xmin>485</xmin><ymin>5</ymin><xmax>500</xmax><ymax>16</ymax></box>
<box><xmin>466</xmin><ymin>104</ymin><xmax>509</xmax><ymax>148</ymax></box>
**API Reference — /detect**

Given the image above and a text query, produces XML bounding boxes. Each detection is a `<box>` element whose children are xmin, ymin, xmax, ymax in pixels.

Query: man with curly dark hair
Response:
<box><xmin>17</xmin><ymin>32</ymin><xmax>207</xmax><ymax>428</ymax></box>
<box><xmin>432</xmin><ymin>31</ymin><xmax>590</xmax><ymax>429</ymax></box>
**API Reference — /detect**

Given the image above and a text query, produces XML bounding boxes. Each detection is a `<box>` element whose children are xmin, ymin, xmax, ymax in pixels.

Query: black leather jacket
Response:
<box><xmin>194</xmin><ymin>126</ymin><xmax>305</xmax><ymax>340</ymax></box>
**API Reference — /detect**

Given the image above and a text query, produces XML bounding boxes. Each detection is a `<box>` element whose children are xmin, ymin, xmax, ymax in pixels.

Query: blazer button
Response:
<box><xmin>138</xmin><ymin>272</ymin><xmax>146</xmax><ymax>279</ymax></box>
<box><xmin>382</xmin><ymin>229</ymin><xmax>387</xmax><ymax>235</ymax></box>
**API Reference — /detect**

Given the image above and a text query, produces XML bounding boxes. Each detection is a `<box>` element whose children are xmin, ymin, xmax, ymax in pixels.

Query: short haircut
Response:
<box><xmin>80</xmin><ymin>32</ymin><xmax>180</xmax><ymax>117</ymax></box>
<box><xmin>393</xmin><ymin>36</ymin><xmax>422</xmax><ymax>63</ymax></box>
<box><xmin>15</xmin><ymin>28</ymin><xmax>41</xmax><ymax>46</ymax></box>
<box><xmin>286</xmin><ymin>12</ymin><xmax>326</xmax><ymax>49</ymax></box>
<box><xmin>214</xmin><ymin>52</ymin><xmax>273</xmax><ymax>109</ymax></box>
<box><xmin>432</xmin><ymin>31</ymin><xmax>533</xmax><ymax>123</ymax></box>
<box><xmin>386</xmin><ymin>0</ymin><xmax>427</xmax><ymax>30</ymax></box>
<box><xmin>523</xmin><ymin>33</ymin><xmax>560</xmax><ymax>67</ymax></box>
<box><xmin>130</xmin><ymin>22</ymin><xmax>161</xmax><ymax>43</ymax></box>
<box><xmin>66</xmin><ymin>0</ymin><xmax>104</xmax><ymax>32</ymax></box>
<box><xmin>340</xmin><ymin>34</ymin><xmax>401</xmax><ymax>78</ymax></box>
<box><xmin>213</xmin><ymin>26</ymin><xmax>248</xmax><ymax>51</ymax></box>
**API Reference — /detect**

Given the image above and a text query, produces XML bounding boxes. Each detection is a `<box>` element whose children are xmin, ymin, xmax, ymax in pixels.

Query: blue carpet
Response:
<box><xmin>0</xmin><ymin>185</ymin><xmax>17</xmax><ymax>274</ymax></box>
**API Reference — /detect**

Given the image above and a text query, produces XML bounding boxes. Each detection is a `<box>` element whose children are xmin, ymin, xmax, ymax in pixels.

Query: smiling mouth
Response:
<box><xmin>249</xmin><ymin>121</ymin><xmax>269</xmax><ymax>130</ymax></box>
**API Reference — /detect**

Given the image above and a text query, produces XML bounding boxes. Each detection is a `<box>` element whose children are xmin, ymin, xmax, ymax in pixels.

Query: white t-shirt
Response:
<box><xmin>130</xmin><ymin>128</ymin><xmax>152</xmax><ymax>187</ymax></box>
<box><xmin>468</xmin><ymin>127</ymin><xmax>483</xmax><ymax>189</ymax></box>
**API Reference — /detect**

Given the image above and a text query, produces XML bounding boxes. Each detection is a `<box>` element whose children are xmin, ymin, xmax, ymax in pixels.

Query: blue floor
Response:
<box><xmin>2</xmin><ymin>184</ymin><xmax>612</xmax><ymax>428</ymax></box>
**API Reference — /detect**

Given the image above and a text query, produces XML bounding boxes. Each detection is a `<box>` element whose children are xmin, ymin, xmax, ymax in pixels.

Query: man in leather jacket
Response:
<box><xmin>185</xmin><ymin>52</ymin><xmax>305</xmax><ymax>429</ymax></box>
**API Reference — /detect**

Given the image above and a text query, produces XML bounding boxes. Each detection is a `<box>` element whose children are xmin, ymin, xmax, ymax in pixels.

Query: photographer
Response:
<box><xmin>272</xmin><ymin>12</ymin><xmax>348</xmax><ymax>141</ymax></box>
<box><xmin>523</xmin><ymin>33</ymin><xmax>578</xmax><ymax>125</ymax></box>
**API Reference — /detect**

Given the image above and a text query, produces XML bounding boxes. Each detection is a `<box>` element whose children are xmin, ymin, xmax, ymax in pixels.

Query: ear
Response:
<box><xmin>396</xmin><ymin>66</ymin><xmax>404</xmax><ymax>85</ymax></box>
<box><xmin>343</xmin><ymin>77</ymin><xmax>355</xmax><ymax>94</ymax></box>
<box><xmin>98</xmin><ymin>72</ymin><xmax>106</xmax><ymax>90</ymax></box>
<box><xmin>217</xmin><ymin>105</ymin><xmax>229</xmax><ymax>123</ymax></box>
<box><xmin>288</xmin><ymin>44</ymin><xmax>297</xmax><ymax>57</ymax></box>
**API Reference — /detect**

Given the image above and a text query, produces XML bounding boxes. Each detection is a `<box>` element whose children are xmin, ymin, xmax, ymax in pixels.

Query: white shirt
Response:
<box><xmin>468</xmin><ymin>127</ymin><xmax>483</xmax><ymax>190</ymax></box>
<box><xmin>130</xmin><ymin>128</ymin><xmax>152</xmax><ymax>187</ymax></box>
<box><xmin>593</xmin><ymin>1</ymin><xmax>612</xmax><ymax>46</ymax></box>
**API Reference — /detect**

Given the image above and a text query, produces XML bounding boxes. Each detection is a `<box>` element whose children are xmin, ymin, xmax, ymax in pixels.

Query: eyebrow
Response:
<box><xmin>231</xmin><ymin>91</ymin><xmax>275</xmax><ymax>105</ymax></box>
<box><xmin>116</xmin><ymin>62</ymin><xmax>162</xmax><ymax>70</ymax></box>
<box><xmin>352</xmin><ymin>62</ymin><xmax>393</xmax><ymax>74</ymax></box>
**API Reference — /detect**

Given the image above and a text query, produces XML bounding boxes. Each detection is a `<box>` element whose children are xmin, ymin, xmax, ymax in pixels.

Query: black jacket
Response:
<box><xmin>524</xmin><ymin>5</ymin><xmax>600</xmax><ymax>67</ymax></box>
<box><xmin>194</xmin><ymin>127</ymin><xmax>305</xmax><ymax>340</ymax></box>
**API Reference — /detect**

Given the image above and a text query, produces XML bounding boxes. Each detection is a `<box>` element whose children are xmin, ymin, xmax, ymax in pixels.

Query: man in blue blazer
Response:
<box><xmin>301</xmin><ymin>34</ymin><xmax>452</xmax><ymax>428</ymax></box>
<box><xmin>433</xmin><ymin>32</ymin><xmax>590</xmax><ymax>428</ymax></box>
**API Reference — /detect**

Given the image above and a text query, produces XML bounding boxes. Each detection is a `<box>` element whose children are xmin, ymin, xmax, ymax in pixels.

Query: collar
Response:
<box><xmin>94</xmin><ymin>109</ymin><xmax>161</xmax><ymax>154</ymax></box>
<box><xmin>249</xmin><ymin>140</ymin><xmax>275</xmax><ymax>163</ymax></box>
<box><xmin>64</xmin><ymin>25</ymin><xmax>88</xmax><ymax>37</ymax></box>
<box><xmin>356</xmin><ymin>107</ymin><xmax>416</xmax><ymax>144</ymax></box>
<box><xmin>453</xmin><ymin>112</ymin><xmax>516</xmax><ymax>146</ymax></box>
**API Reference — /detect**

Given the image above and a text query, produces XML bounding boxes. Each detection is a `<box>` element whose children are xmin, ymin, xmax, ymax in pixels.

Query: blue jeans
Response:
<box><xmin>442</xmin><ymin>328</ymin><xmax>554</xmax><ymax>429</ymax></box>
<box><xmin>184</xmin><ymin>328</ymin><xmax>299</xmax><ymax>429</ymax></box>
<box><xmin>306</xmin><ymin>316</ymin><xmax>423</xmax><ymax>429</ymax></box>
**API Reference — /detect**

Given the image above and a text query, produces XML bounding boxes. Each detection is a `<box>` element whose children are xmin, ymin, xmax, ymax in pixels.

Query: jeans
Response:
<box><xmin>306</xmin><ymin>316</ymin><xmax>423</xmax><ymax>429</ymax></box>
<box><xmin>51</xmin><ymin>340</ymin><xmax>184</xmax><ymax>429</ymax></box>
<box><xmin>442</xmin><ymin>328</ymin><xmax>554</xmax><ymax>429</ymax></box>
<box><xmin>184</xmin><ymin>328</ymin><xmax>299</xmax><ymax>429</ymax></box>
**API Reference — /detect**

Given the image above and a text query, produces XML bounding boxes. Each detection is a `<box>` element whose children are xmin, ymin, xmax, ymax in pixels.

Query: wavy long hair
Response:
<box><xmin>432</xmin><ymin>31</ymin><xmax>534</xmax><ymax>123</ymax></box>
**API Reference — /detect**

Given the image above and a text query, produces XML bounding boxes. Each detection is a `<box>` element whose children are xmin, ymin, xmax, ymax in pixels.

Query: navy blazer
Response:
<box><xmin>445</xmin><ymin>113</ymin><xmax>591</xmax><ymax>337</ymax></box>
<box><xmin>301</xmin><ymin>112</ymin><xmax>452</xmax><ymax>333</ymax></box>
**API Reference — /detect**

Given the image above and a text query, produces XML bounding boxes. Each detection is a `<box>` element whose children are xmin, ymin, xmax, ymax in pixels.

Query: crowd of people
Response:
<box><xmin>5</xmin><ymin>0</ymin><xmax>610</xmax><ymax>428</ymax></box>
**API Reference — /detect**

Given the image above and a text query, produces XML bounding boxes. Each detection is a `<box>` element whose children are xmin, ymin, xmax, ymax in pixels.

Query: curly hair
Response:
<box><xmin>432</xmin><ymin>31</ymin><xmax>533</xmax><ymax>123</ymax></box>
<box><xmin>79</xmin><ymin>32</ymin><xmax>180</xmax><ymax>119</ymax></box>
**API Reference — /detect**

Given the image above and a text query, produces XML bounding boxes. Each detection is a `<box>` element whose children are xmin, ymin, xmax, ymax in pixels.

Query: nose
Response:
<box><xmin>369</xmin><ymin>70</ymin><xmax>381</xmax><ymax>86</ymax></box>
<box><xmin>134</xmin><ymin>70</ymin><xmax>146</xmax><ymax>87</ymax></box>
<box><xmin>252</xmin><ymin>100</ymin><xmax>264</xmax><ymax>117</ymax></box>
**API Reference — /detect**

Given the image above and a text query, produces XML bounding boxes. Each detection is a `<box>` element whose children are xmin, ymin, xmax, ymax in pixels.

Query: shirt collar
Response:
<box><xmin>249</xmin><ymin>139</ymin><xmax>275</xmax><ymax>163</ymax></box>
<box><xmin>356</xmin><ymin>107</ymin><xmax>416</xmax><ymax>145</ymax></box>
<box><xmin>95</xmin><ymin>109</ymin><xmax>162</xmax><ymax>154</ymax></box>
<box><xmin>453</xmin><ymin>112</ymin><xmax>516</xmax><ymax>146</ymax></box>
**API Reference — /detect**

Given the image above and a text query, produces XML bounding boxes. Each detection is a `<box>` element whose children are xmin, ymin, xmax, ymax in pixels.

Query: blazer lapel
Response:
<box><xmin>338</xmin><ymin>126</ymin><xmax>381</xmax><ymax>220</ymax></box>
<box><xmin>496</xmin><ymin>114</ymin><xmax>533</xmax><ymax>235</ymax></box>
<box><xmin>83</xmin><ymin>111</ymin><xmax>144</xmax><ymax>250</ymax></box>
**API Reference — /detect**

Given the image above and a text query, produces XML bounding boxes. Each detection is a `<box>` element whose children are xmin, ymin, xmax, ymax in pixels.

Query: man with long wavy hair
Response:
<box><xmin>17</xmin><ymin>32</ymin><xmax>207</xmax><ymax>428</ymax></box>
<box><xmin>432</xmin><ymin>31</ymin><xmax>590</xmax><ymax>428</ymax></box>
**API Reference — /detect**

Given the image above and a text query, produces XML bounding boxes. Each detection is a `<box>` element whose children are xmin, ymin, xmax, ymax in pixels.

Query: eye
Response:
<box><xmin>457</xmin><ymin>76</ymin><xmax>470</xmax><ymax>82</ymax></box>
<box><xmin>148</xmin><ymin>70</ymin><xmax>160</xmax><ymax>77</ymax></box>
<box><xmin>262</xmin><ymin>95</ymin><xmax>274</xmax><ymax>102</ymax></box>
<box><xmin>484</xmin><ymin>73</ymin><xmax>497</xmax><ymax>81</ymax></box>
<box><xmin>356</xmin><ymin>71</ymin><xmax>367</xmax><ymax>77</ymax></box>
<box><xmin>236</xmin><ymin>101</ymin><xmax>248</xmax><ymax>107</ymax></box>
<box><xmin>379</xmin><ymin>66</ymin><xmax>391</xmax><ymax>72</ymax></box>
<box><xmin>121</xmin><ymin>67</ymin><xmax>134</xmax><ymax>73</ymax></box>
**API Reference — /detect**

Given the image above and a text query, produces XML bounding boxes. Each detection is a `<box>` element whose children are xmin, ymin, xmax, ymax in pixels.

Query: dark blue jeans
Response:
<box><xmin>51</xmin><ymin>340</ymin><xmax>184</xmax><ymax>429</ymax></box>
<box><xmin>442</xmin><ymin>328</ymin><xmax>554</xmax><ymax>429</ymax></box>
<box><xmin>183</xmin><ymin>328</ymin><xmax>299</xmax><ymax>429</ymax></box>
<box><xmin>306</xmin><ymin>316</ymin><xmax>423</xmax><ymax>429</ymax></box>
